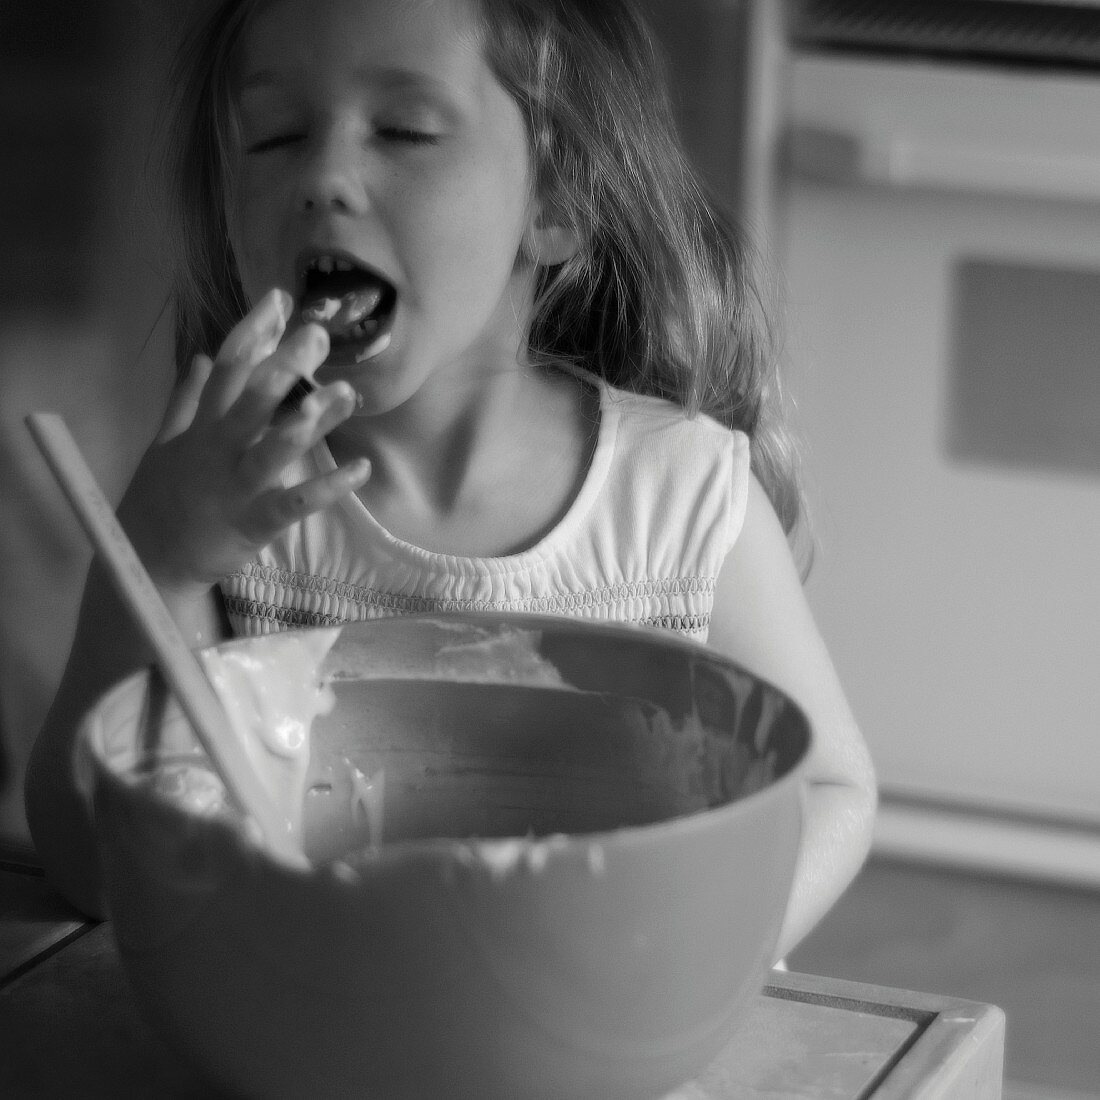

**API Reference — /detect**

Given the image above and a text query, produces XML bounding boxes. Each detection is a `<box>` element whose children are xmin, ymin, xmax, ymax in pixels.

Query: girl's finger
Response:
<box><xmin>237</xmin><ymin>381</ymin><xmax>358</xmax><ymax>491</ymax></box>
<box><xmin>157</xmin><ymin>354</ymin><xmax>214</xmax><ymax>443</ymax></box>
<box><xmin>197</xmin><ymin>288</ymin><xmax>294</xmax><ymax>419</ymax></box>
<box><xmin>242</xmin><ymin>460</ymin><xmax>372</xmax><ymax>542</ymax></box>
<box><xmin>226</xmin><ymin>323</ymin><xmax>330</xmax><ymax>441</ymax></box>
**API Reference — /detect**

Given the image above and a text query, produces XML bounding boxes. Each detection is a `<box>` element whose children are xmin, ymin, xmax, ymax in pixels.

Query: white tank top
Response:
<box><xmin>220</xmin><ymin>380</ymin><xmax>751</xmax><ymax>643</ymax></box>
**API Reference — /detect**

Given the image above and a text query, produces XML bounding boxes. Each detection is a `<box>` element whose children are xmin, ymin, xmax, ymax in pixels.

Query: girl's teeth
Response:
<box><xmin>309</xmin><ymin>256</ymin><xmax>355</xmax><ymax>276</ymax></box>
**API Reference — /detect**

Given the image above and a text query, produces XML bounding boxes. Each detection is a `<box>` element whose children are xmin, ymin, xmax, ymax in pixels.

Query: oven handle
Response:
<box><xmin>784</xmin><ymin>123</ymin><xmax>1100</xmax><ymax>204</ymax></box>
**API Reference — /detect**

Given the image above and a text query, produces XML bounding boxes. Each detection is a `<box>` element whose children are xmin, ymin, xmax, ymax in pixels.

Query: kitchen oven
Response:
<box><xmin>759</xmin><ymin>0</ymin><xmax>1100</xmax><ymax>881</ymax></box>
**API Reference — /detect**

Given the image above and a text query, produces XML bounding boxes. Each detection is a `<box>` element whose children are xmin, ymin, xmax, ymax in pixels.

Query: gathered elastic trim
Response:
<box><xmin>639</xmin><ymin>612</ymin><xmax>710</xmax><ymax>635</ymax></box>
<box><xmin>228</xmin><ymin>560</ymin><xmax>714</xmax><ymax>617</ymax></box>
<box><xmin>223</xmin><ymin>594</ymin><xmax>711</xmax><ymax>637</ymax></box>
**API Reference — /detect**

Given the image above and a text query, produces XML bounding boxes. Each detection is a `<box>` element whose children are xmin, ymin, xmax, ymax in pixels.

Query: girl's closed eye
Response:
<box><xmin>376</xmin><ymin>125</ymin><xmax>440</xmax><ymax>147</ymax></box>
<box><xmin>239</xmin><ymin>93</ymin><xmax>307</xmax><ymax>156</ymax></box>
<box><xmin>244</xmin><ymin>123</ymin><xmax>441</xmax><ymax>153</ymax></box>
<box><xmin>373</xmin><ymin>99</ymin><xmax>449</xmax><ymax>148</ymax></box>
<box><xmin>246</xmin><ymin>131</ymin><xmax>307</xmax><ymax>155</ymax></box>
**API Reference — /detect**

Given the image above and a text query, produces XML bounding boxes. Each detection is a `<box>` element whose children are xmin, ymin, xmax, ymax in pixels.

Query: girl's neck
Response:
<box><xmin>326</xmin><ymin>361</ymin><xmax>600</xmax><ymax>557</ymax></box>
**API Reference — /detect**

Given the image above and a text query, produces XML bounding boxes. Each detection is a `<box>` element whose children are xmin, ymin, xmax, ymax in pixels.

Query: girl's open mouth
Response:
<box><xmin>298</xmin><ymin>253</ymin><xmax>397</xmax><ymax>363</ymax></box>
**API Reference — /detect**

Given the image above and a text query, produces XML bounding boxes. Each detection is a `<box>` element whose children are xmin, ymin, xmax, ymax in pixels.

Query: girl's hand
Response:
<box><xmin>117</xmin><ymin>288</ymin><xmax>369</xmax><ymax>593</ymax></box>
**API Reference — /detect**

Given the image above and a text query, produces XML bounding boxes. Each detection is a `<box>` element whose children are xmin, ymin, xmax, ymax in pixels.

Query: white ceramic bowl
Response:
<box><xmin>80</xmin><ymin>614</ymin><xmax>811</xmax><ymax>1100</ymax></box>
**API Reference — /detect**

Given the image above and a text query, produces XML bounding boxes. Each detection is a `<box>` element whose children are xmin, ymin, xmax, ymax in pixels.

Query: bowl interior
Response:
<box><xmin>90</xmin><ymin>615</ymin><xmax>811</xmax><ymax>864</ymax></box>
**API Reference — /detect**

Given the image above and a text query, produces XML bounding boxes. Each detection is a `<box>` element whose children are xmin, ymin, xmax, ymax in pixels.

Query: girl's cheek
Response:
<box><xmin>225</xmin><ymin>237</ymin><xmax>265</xmax><ymax>309</ymax></box>
<box><xmin>224</xmin><ymin>184</ymin><xmax>274</xmax><ymax>303</ymax></box>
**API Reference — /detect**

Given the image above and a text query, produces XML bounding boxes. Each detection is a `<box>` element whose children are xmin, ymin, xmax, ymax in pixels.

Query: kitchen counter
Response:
<box><xmin>0</xmin><ymin>859</ymin><xmax>1004</xmax><ymax>1098</ymax></box>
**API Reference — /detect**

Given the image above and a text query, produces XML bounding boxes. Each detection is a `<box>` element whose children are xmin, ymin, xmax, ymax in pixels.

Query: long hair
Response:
<box><xmin>478</xmin><ymin>0</ymin><xmax>804</xmax><ymax>538</ymax></box>
<box><xmin>165</xmin><ymin>0</ymin><xmax>805</xmax><ymax>538</ymax></box>
<box><xmin>164</xmin><ymin>0</ymin><xmax>258</xmax><ymax>378</ymax></box>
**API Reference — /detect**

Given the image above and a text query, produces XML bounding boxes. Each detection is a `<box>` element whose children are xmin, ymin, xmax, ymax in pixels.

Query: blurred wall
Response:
<box><xmin>0</xmin><ymin>1</ymin><xmax>186</xmax><ymax>845</ymax></box>
<box><xmin>774</xmin><ymin>48</ymin><xmax>1100</xmax><ymax>859</ymax></box>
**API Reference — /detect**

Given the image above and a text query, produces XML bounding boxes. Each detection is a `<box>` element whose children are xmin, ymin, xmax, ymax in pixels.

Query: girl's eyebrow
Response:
<box><xmin>239</xmin><ymin>66</ymin><xmax>458</xmax><ymax>98</ymax></box>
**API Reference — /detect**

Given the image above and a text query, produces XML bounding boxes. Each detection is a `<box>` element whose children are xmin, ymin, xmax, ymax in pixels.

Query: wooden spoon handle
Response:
<box><xmin>26</xmin><ymin>412</ymin><xmax>304</xmax><ymax>866</ymax></box>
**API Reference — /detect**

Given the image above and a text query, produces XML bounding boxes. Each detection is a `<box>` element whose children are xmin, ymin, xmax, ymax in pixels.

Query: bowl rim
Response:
<box><xmin>80</xmin><ymin>613</ymin><xmax>814</xmax><ymax>873</ymax></box>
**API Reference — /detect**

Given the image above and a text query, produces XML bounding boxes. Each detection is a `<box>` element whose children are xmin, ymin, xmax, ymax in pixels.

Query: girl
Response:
<box><xmin>27</xmin><ymin>0</ymin><xmax>876</xmax><ymax>954</ymax></box>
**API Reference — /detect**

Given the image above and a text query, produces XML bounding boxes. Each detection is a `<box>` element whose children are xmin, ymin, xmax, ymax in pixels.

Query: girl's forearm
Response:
<box><xmin>24</xmin><ymin>560</ymin><xmax>227</xmax><ymax>917</ymax></box>
<box><xmin>772</xmin><ymin>777</ymin><xmax>877</xmax><ymax>963</ymax></box>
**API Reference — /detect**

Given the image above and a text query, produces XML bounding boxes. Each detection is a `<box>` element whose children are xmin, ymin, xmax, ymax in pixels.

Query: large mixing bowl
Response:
<box><xmin>79</xmin><ymin>614</ymin><xmax>811</xmax><ymax>1100</ymax></box>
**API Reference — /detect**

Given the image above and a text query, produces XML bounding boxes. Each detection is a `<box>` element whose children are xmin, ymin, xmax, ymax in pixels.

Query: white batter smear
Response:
<box><xmin>197</xmin><ymin>628</ymin><xmax>341</xmax><ymax>844</ymax></box>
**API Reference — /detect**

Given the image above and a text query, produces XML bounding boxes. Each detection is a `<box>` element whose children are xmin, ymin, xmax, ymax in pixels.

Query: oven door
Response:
<box><xmin>776</xmin><ymin>45</ymin><xmax>1100</xmax><ymax>880</ymax></box>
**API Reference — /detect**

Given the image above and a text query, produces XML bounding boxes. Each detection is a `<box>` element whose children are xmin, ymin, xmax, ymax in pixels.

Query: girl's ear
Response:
<box><xmin>522</xmin><ymin>201</ymin><xmax>583</xmax><ymax>267</ymax></box>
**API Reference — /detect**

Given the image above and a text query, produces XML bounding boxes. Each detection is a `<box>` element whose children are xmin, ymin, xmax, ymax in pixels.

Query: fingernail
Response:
<box><xmin>253</xmin><ymin>292</ymin><xmax>291</xmax><ymax>358</ymax></box>
<box><xmin>345</xmin><ymin>458</ymin><xmax>371</xmax><ymax>482</ymax></box>
<box><xmin>265</xmin><ymin>287</ymin><xmax>293</xmax><ymax>328</ymax></box>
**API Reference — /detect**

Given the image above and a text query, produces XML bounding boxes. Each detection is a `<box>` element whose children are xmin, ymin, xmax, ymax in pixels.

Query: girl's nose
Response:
<box><xmin>297</xmin><ymin>129</ymin><xmax>369</xmax><ymax>216</ymax></box>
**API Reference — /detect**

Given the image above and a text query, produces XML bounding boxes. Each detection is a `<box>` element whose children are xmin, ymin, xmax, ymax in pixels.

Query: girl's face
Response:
<box><xmin>228</xmin><ymin>0</ymin><xmax>538</xmax><ymax>412</ymax></box>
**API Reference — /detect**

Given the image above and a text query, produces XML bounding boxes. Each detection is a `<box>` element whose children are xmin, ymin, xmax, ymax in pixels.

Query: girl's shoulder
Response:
<box><xmin>596</xmin><ymin>378</ymin><xmax>751</xmax><ymax>528</ymax></box>
<box><xmin>590</xmin><ymin>379</ymin><xmax>752</xmax><ymax>577</ymax></box>
<box><xmin>598</xmin><ymin>378</ymin><xmax>750</xmax><ymax>457</ymax></box>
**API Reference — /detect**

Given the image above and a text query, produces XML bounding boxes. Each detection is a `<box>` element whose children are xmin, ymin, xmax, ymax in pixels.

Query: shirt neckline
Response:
<box><xmin>315</xmin><ymin>374</ymin><xmax>619</xmax><ymax>573</ymax></box>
